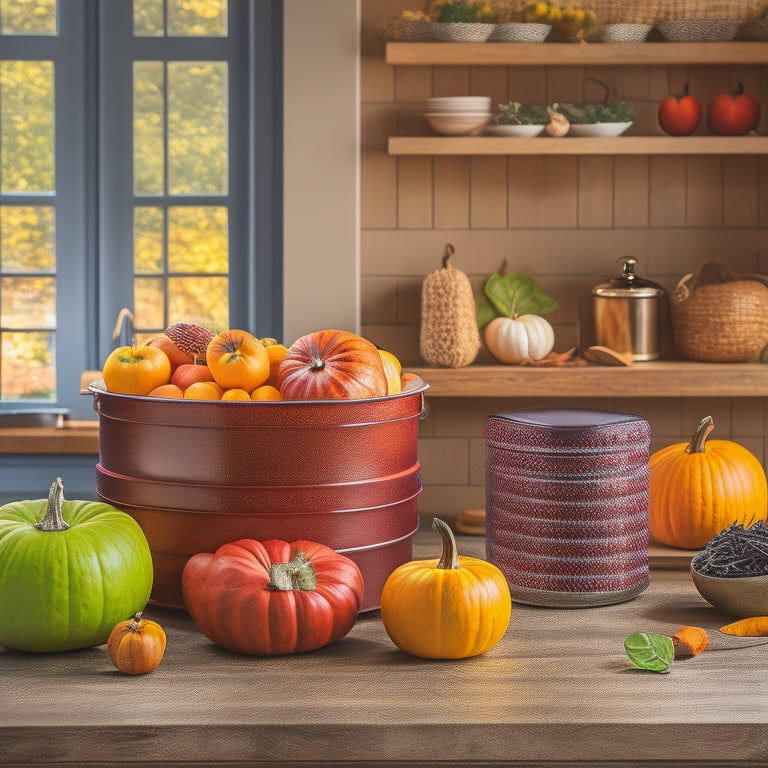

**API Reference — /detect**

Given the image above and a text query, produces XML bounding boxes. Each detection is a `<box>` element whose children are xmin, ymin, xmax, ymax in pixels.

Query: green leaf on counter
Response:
<box><xmin>624</xmin><ymin>632</ymin><xmax>674</xmax><ymax>673</ymax></box>
<box><xmin>477</xmin><ymin>271</ymin><xmax>558</xmax><ymax>330</ymax></box>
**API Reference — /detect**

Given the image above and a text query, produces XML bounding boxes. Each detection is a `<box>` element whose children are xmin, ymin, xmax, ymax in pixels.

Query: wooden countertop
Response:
<box><xmin>1</xmin><ymin>533</ymin><xmax>767</xmax><ymax>767</ymax></box>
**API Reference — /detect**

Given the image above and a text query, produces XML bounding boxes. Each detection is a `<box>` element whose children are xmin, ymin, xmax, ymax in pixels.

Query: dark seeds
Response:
<box><xmin>691</xmin><ymin>521</ymin><xmax>768</xmax><ymax>578</ymax></box>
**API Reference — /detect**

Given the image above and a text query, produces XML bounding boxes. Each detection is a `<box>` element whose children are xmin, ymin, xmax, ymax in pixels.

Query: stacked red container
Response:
<box><xmin>485</xmin><ymin>408</ymin><xmax>651</xmax><ymax>607</ymax></box>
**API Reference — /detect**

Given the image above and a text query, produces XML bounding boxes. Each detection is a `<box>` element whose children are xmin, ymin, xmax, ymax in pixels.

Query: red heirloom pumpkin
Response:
<box><xmin>277</xmin><ymin>329</ymin><xmax>388</xmax><ymax>400</ymax></box>
<box><xmin>181</xmin><ymin>538</ymin><xmax>364</xmax><ymax>655</ymax></box>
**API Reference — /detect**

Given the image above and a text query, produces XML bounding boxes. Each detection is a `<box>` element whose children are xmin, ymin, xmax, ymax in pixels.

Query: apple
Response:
<box><xmin>707</xmin><ymin>82</ymin><xmax>760</xmax><ymax>135</ymax></box>
<box><xmin>146</xmin><ymin>334</ymin><xmax>193</xmax><ymax>370</ymax></box>
<box><xmin>170</xmin><ymin>362</ymin><xmax>215</xmax><ymax>392</ymax></box>
<box><xmin>657</xmin><ymin>84</ymin><xmax>702</xmax><ymax>136</ymax></box>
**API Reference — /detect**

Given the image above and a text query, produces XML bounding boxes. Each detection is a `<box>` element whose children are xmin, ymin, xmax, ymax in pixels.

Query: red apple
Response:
<box><xmin>657</xmin><ymin>84</ymin><xmax>702</xmax><ymax>136</ymax></box>
<box><xmin>146</xmin><ymin>334</ymin><xmax>193</xmax><ymax>370</ymax></box>
<box><xmin>170</xmin><ymin>363</ymin><xmax>215</xmax><ymax>392</ymax></box>
<box><xmin>707</xmin><ymin>82</ymin><xmax>760</xmax><ymax>135</ymax></box>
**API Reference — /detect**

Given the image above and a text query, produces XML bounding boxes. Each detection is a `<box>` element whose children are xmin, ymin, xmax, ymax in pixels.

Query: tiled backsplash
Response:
<box><xmin>359</xmin><ymin>0</ymin><xmax>768</xmax><ymax>520</ymax></box>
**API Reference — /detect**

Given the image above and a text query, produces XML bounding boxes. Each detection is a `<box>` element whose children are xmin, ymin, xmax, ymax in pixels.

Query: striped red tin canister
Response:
<box><xmin>485</xmin><ymin>408</ymin><xmax>651</xmax><ymax>607</ymax></box>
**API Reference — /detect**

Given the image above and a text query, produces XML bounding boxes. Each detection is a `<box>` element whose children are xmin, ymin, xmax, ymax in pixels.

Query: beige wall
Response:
<box><xmin>357</xmin><ymin>0</ymin><xmax>768</xmax><ymax>522</ymax></box>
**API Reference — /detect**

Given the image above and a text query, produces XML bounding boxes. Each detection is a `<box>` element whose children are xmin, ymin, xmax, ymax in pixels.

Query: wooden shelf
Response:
<box><xmin>0</xmin><ymin>420</ymin><xmax>99</xmax><ymax>454</ymax></box>
<box><xmin>408</xmin><ymin>361</ymin><xmax>768</xmax><ymax>398</ymax></box>
<box><xmin>389</xmin><ymin>134</ymin><xmax>768</xmax><ymax>155</ymax></box>
<box><xmin>385</xmin><ymin>41</ymin><xmax>768</xmax><ymax>67</ymax></box>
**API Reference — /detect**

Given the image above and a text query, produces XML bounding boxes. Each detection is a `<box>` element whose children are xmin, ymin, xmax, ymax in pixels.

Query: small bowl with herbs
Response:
<box><xmin>552</xmin><ymin>100</ymin><xmax>636</xmax><ymax>137</ymax></box>
<box><xmin>691</xmin><ymin>521</ymin><xmax>768</xmax><ymax>618</ymax></box>
<box><xmin>485</xmin><ymin>101</ymin><xmax>548</xmax><ymax>137</ymax></box>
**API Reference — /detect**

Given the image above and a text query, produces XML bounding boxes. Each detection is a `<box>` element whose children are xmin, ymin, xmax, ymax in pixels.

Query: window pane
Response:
<box><xmin>133</xmin><ymin>0</ymin><xmax>163</xmax><ymax>36</ymax></box>
<box><xmin>0</xmin><ymin>0</ymin><xmax>57</xmax><ymax>35</ymax></box>
<box><xmin>134</xmin><ymin>206</ymin><xmax>164</xmax><ymax>272</ymax></box>
<box><xmin>1</xmin><ymin>275</ymin><xmax>55</xmax><ymax>328</ymax></box>
<box><xmin>1</xmin><ymin>61</ymin><xmax>54</xmax><ymax>193</ymax></box>
<box><xmin>168</xmin><ymin>276</ymin><xmax>227</xmax><ymax>330</ymax></box>
<box><xmin>168</xmin><ymin>206</ymin><xmax>227</xmax><ymax>273</ymax></box>
<box><xmin>168</xmin><ymin>62</ymin><xmax>227</xmax><ymax>194</ymax></box>
<box><xmin>167</xmin><ymin>0</ymin><xmax>227</xmax><ymax>36</ymax></box>
<box><xmin>1</xmin><ymin>330</ymin><xmax>54</xmax><ymax>401</ymax></box>
<box><xmin>134</xmin><ymin>276</ymin><xmax>165</xmax><ymax>329</ymax></box>
<box><xmin>1</xmin><ymin>206</ymin><xmax>55</xmax><ymax>272</ymax></box>
<box><xmin>133</xmin><ymin>61</ymin><xmax>164</xmax><ymax>195</ymax></box>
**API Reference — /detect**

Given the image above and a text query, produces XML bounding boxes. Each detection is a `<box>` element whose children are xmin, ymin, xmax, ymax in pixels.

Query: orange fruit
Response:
<box><xmin>221</xmin><ymin>388</ymin><xmax>252</xmax><ymax>401</ymax></box>
<box><xmin>251</xmin><ymin>384</ymin><xmax>282</xmax><ymax>401</ymax></box>
<box><xmin>184</xmin><ymin>381</ymin><xmax>224</xmax><ymax>400</ymax></box>
<box><xmin>378</xmin><ymin>349</ymin><xmax>402</xmax><ymax>396</ymax></box>
<box><xmin>147</xmin><ymin>383</ymin><xmax>184</xmax><ymax>399</ymax></box>
<box><xmin>259</xmin><ymin>337</ymin><xmax>288</xmax><ymax>387</ymax></box>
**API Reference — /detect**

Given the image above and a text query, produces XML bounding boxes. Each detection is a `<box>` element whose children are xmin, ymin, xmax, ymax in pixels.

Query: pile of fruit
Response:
<box><xmin>101</xmin><ymin>323</ymin><xmax>406</xmax><ymax>401</ymax></box>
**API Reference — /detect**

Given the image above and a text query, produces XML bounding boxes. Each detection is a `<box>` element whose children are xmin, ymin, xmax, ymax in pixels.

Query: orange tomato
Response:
<box><xmin>221</xmin><ymin>388</ymin><xmax>252</xmax><ymax>401</ymax></box>
<box><xmin>251</xmin><ymin>384</ymin><xmax>282</xmax><ymax>401</ymax></box>
<box><xmin>259</xmin><ymin>337</ymin><xmax>288</xmax><ymax>387</ymax></box>
<box><xmin>206</xmin><ymin>329</ymin><xmax>270</xmax><ymax>392</ymax></box>
<box><xmin>378</xmin><ymin>350</ymin><xmax>402</xmax><ymax>395</ymax></box>
<box><xmin>102</xmin><ymin>345</ymin><xmax>171</xmax><ymax>396</ymax></box>
<box><xmin>184</xmin><ymin>381</ymin><xmax>224</xmax><ymax>400</ymax></box>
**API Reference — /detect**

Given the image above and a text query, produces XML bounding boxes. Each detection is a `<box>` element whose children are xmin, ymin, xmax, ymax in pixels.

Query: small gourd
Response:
<box><xmin>484</xmin><ymin>313</ymin><xmax>555</xmax><ymax>364</ymax></box>
<box><xmin>380</xmin><ymin>518</ymin><xmax>511</xmax><ymax>659</ymax></box>
<box><xmin>107</xmin><ymin>612</ymin><xmax>167</xmax><ymax>675</ymax></box>
<box><xmin>649</xmin><ymin>416</ymin><xmax>768</xmax><ymax>549</ymax></box>
<box><xmin>420</xmin><ymin>244</ymin><xmax>481</xmax><ymax>368</ymax></box>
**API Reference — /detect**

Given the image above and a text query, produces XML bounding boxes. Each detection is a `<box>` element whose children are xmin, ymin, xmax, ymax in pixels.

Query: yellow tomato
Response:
<box><xmin>102</xmin><ymin>345</ymin><xmax>171</xmax><ymax>396</ymax></box>
<box><xmin>206</xmin><ymin>330</ymin><xmax>270</xmax><ymax>392</ymax></box>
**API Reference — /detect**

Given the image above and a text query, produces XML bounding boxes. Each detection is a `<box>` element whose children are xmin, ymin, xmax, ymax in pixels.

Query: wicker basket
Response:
<box><xmin>650</xmin><ymin>0</ymin><xmax>767</xmax><ymax>20</ymax></box>
<box><xmin>670</xmin><ymin>261</ymin><xmax>768</xmax><ymax>362</ymax></box>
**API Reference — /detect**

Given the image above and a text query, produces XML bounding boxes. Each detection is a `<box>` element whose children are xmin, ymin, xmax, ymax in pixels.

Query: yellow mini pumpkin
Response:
<box><xmin>649</xmin><ymin>416</ymin><xmax>768</xmax><ymax>549</ymax></box>
<box><xmin>380</xmin><ymin>518</ymin><xmax>511</xmax><ymax>659</ymax></box>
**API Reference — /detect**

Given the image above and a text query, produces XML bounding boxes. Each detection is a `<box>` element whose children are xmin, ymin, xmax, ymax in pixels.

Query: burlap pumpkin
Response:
<box><xmin>420</xmin><ymin>244</ymin><xmax>481</xmax><ymax>368</ymax></box>
<box><xmin>670</xmin><ymin>260</ymin><xmax>768</xmax><ymax>362</ymax></box>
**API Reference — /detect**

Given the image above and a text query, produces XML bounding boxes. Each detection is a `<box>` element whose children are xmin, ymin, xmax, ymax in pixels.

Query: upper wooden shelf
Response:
<box><xmin>385</xmin><ymin>41</ymin><xmax>768</xmax><ymax>67</ymax></box>
<box><xmin>407</xmin><ymin>361</ymin><xmax>768</xmax><ymax>398</ymax></box>
<box><xmin>389</xmin><ymin>134</ymin><xmax>768</xmax><ymax>155</ymax></box>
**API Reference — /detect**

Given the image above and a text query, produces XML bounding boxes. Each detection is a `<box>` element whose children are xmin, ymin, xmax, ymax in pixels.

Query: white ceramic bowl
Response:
<box><xmin>426</xmin><ymin>96</ymin><xmax>492</xmax><ymax>113</ymax></box>
<box><xmin>485</xmin><ymin>124</ymin><xmax>544</xmax><ymax>137</ymax></box>
<box><xmin>424</xmin><ymin>112</ymin><xmax>490</xmax><ymax>136</ymax></box>
<box><xmin>568</xmin><ymin>122</ymin><xmax>632</xmax><ymax>137</ymax></box>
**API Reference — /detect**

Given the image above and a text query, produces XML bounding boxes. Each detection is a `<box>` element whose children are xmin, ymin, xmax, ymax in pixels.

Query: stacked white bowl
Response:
<box><xmin>424</xmin><ymin>96</ymin><xmax>491</xmax><ymax>136</ymax></box>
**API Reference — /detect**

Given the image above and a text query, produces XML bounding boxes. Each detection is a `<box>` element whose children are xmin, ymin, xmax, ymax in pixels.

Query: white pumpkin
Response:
<box><xmin>484</xmin><ymin>314</ymin><xmax>555</xmax><ymax>364</ymax></box>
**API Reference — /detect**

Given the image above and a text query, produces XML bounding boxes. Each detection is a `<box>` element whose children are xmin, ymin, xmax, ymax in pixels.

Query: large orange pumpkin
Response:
<box><xmin>649</xmin><ymin>416</ymin><xmax>768</xmax><ymax>549</ymax></box>
<box><xmin>277</xmin><ymin>330</ymin><xmax>388</xmax><ymax>401</ymax></box>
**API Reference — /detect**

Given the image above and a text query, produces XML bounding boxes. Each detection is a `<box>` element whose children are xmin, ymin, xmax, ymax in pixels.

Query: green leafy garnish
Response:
<box><xmin>476</xmin><ymin>269</ymin><xmax>558</xmax><ymax>330</ymax></box>
<box><xmin>624</xmin><ymin>632</ymin><xmax>674</xmax><ymax>673</ymax></box>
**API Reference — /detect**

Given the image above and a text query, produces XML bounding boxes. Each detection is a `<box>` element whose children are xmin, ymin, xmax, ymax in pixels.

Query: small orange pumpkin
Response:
<box><xmin>107</xmin><ymin>612</ymin><xmax>167</xmax><ymax>675</ymax></box>
<box><xmin>649</xmin><ymin>416</ymin><xmax>768</xmax><ymax>549</ymax></box>
<box><xmin>380</xmin><ymin>518</ymin><xmax>511</xmax><ymax>659</ymax></box>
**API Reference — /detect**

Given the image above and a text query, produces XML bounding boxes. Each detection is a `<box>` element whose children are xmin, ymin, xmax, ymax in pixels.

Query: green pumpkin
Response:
<box><xmin>0</xmin><ymin>478</ymin><xmax>153</xmax><ymax>652</ymax></box>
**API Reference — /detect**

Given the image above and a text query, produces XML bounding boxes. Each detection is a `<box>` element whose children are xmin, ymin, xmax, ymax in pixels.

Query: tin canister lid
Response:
<box><xmin>592</xmin><ymin>256</ymin><xmax>664</xmax><ymax>299</ymax></box>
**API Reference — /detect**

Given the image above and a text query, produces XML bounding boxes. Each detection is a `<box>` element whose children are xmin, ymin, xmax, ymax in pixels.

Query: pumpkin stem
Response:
<box><xmin>34</xmin><ymin>478</ymin><xmax>70</xmax><ymax>531</ymax></box>
<box><xmin>433</xmin><ymin>517</ymin><xmax>460</xmax><ymax>570</ymax></box>
<box><xmin>687</xmin><ymin>416</ymin><xmax>715</xmax><ymax>454</ymax></box>
<box><xmin>268</xmin><ymin>550</ymin><xmax>317</xmax><ymax>591</ymax></box>
<box><xmin>129</xmin><ymin>612</ymin><xmax>144</xmax><ymax>631</ymax></box>
<box><xmin>309</xmin><ymin>356</ymin><xmax>325</xmax><ymax>372</ymax></box>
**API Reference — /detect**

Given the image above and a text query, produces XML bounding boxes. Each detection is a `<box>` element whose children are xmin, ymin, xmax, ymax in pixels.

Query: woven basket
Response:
<box><xmin>651</xmin><ymin>0</ymin><xmax>767</xmax><ymax>20</ymax></box>
<box><xmin>670</xmin><ymin>261</ymin><xmax>768</xmax><ymax>362</ymax></box>
<box><xmin>375</xmin><ymin>14</ymin><xmax>434</xmax><ymax>41</ymax></box>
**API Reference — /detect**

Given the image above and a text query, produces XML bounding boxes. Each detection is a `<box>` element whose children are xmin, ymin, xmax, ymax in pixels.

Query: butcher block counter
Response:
<box><xmin>1</xmin><ymin>532</ymin><xmax>767</xmax><ymax>768</ymax></box>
